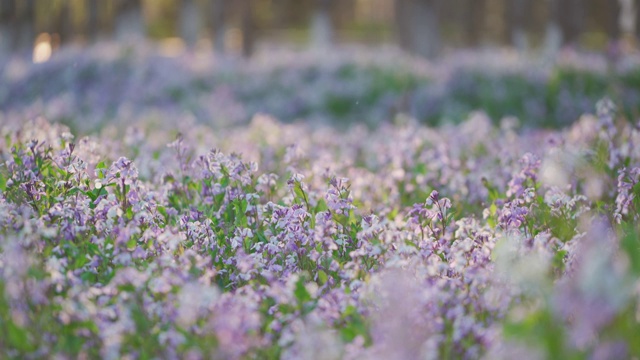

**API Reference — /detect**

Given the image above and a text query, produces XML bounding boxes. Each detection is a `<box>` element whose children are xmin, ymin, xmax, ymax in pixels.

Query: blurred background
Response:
<box><xmin>0</xmin><ymin>0</ymin><xmax>637</xmax><ymax>61</ymax></box>
<box><xmin>3</xmin><ymin>1</ymin><xmax>640</xmax><ymax>133</ymax></box>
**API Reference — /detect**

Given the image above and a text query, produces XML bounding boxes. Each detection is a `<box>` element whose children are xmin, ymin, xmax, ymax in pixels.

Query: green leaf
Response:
<box><xmin>317</xmin><ymin>270</ymin><xmax>328</xmax><ymax>285</ymax></box>
<box><xmin>405</xmin><ymin>239</ymin><xmax>419</xmax><ymax>249</ymax></box>
<box><xmin>339</xmin><ymin>317</ymin><xmax>369</xmax><ymax>344</ymax></box>
<box><xmin>294</xmin><ymin>278</ymin><xmax>313</xmax><ymax>304</ymax></box>
<box><xmin>0</xmin><ymin>171</ymin><xmax>6</xmax><ymax>191</ymax></box>
<box><xmin>633</xmin><ymin>182</ymin><xmax>640</xmax><ymax>211</ymax></box>
<box><xmin>157</xmin><ymin>206</ymin><xmax>167</xmax><ymax>219</ymax></box>
<box><xmin>342</xmin><ymin>305</ymin><xmax>357</xmax><ymax>318</ymax></box>
<box><xmin>86</xmin><ymin>243</ymin><xmax>100</xmax><ymax>255</ymax></box>
<box><xmin>233</xmin><ymin>199</ymin><xmax>248</xmax><ymax>228</ymax></box>
<box><xmin>7</xmin><ymin>321</ymin><xmax>32</xmax><ymax>351</ymax></box>
<box><xmin>81</xmin><ymin>272</ymin><xmax>97</xmax><ymax>282</ymax></box>
<box><xmin>66</xmin><ymin>187</ymin><xmax>83</xmax><ymax>196</ymax></box>
<box><xmin>126</xmin><ymin>207</ymin><xmax>134</xmax><ymax>220</ymax></box>
<box><xmin>293</xmin><ymin>183</ymin><xmax>306</xmax><ymax>203</ymax></box>
<box><xmin>414</xmin><ymin>163</ymin><xmax>427</xmax><ymax>175</ymax></box>
<box><xmin>314</xmin><ymin>199</ymin><xmax>328</xmax><ymax>214</ymax></box>
<box><xmin>482</xmin><ymin>177</ymin><xmax>501</xmax><ymax>202</ymax></box>
<box><xmin>552</xmin><ymin>250</ymin><xmax>567</xmax><ymax>273</ymax></box>
<box><xmin>95</xmin><ymin>161</ymin><xmax>107</xmax><ymax>179</ymax></box>
<box><xmin>622</xmin><ymin>224</ymin><xmax>640</xmax><ymax>275</ymax></box>
<box><xmin>74</xmin><ymin>255</ymin><xmax>88</xmax><ymax>269</ymax></box>
<box><xmin>85</xmin><ymin>187</ymin><xmax>107</xmax><ymax>202</ymax></box>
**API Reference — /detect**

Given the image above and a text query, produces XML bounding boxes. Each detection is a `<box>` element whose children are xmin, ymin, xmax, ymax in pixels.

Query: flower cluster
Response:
<box><xmin>3</xmin><ymin>43</ymin><xmax>640</xmax><ymax>132</ymax></box>
<box><xmin>2</xmin><ymin>45</ymin><xmax>640</xmax><ymax>359</ymax></box>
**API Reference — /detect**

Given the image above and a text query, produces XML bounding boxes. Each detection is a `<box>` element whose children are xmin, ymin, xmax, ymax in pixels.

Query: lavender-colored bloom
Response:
<box><xmin>3</xmin><ymin>47</ymin><xmax>640</xmax><ymax>360</ymax></box>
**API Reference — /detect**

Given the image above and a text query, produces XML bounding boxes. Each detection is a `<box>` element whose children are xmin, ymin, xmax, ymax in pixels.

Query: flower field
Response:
<box><xmin>1</xmin><ymin>45</ymin><xmax>640</xmax><ymax>359</ymax></box>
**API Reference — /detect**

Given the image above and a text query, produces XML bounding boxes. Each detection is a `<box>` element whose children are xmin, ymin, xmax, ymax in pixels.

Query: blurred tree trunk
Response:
<box><xmin>23</xmin><ymin>0</ymin><xmax>35</xmax><ymax>50</ymax></box>
<box><xmin>212</xmin><ymin>0</ymin><xmax>227</xmax><ymax>53</ymax></box>
<box><xmin>603</xmin><ymin>0</ymin><xmax>623</xmax><ymax>64</ymax></box>
<box><xmin>618</xmin><ymin>0</ymin><xmax>636</xmax><ymax>40</ymax></box>
<box><xmin>9</xmin><ymin>0</ymin><xmax>36</xmax><ymax>53</ymax></box>
<box><xmin>607</xmin><ymin>0</ymin><xmax>622</xmax><ymax>41</ymax></box>
<box><xmin>395</xmin><ymin>0</ymin><xmax>440</xmax><ymax>59</ymax></box>
<box><xmin>559</xmin><ymin>0</ymin><xmax>583</xmax><ymax>46</ymax></box>
<box><xmin>465</xmin><ymin>0</ymin><xmax>484</xmax><ymax>47</ymax></box>
<box><xmin>180</xmin><ymin>0</ymin><xmax>200</xmax><ymax>48</ymax></box>
<box><xmin>544</xmin><ymin>0</ymin><xmax>562</xmax><ymax>58</ymax></box>
<box><xmin>0</xmin><ymin>0</ymin><xmax>16</xmax><ymax>54</ymax></box>
<box><xmin>311</xmin><ymin>0</ymin><xmax>334</xmax><ymax>48</ymax></box>
<box><xmin>395</xmin><ymin>0</ymin><xmax>411</xmax><ymax>51</ymax></box>
<box><xmin>87</xmin><ymin>0</ymin><xmax>100</xmax><ymax>41</ymax></box>
<box><xmin>636</xmin><ymin>0</ymin><xmax>640</xmax><ymax>40</ymax></box>
<box><xmin>241</xmin><ymin>0</ymin><xmax>255</xmax><ymax>57</ymax></box>
<box><xmin>57</xmin><ymin>1</ymin><xmax>73</xmax><ymax>45</ymax></box>
<box><xmin>115</xmin><ymin>0</ymin><xmax>144</xmax><ymax>42</ymax></box>
<box><xmin>507</xmin><ymin>0</ymin><xmax>529</xmax><ymax>51</ymax></box>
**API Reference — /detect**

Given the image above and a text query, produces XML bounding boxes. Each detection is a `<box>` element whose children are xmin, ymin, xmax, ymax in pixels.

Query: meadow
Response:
<box><xmin>1</xmin><ymin>44</ymin><xmax>640</xmax><ymax>359</ymax></box>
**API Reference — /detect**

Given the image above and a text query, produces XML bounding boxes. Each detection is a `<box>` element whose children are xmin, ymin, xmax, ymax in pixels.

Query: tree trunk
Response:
<box><xmin>395</xmin><ymin>0</ymin><xmax>440</xmax><ymax>60</ymax></box>
<box><xmin>607</xmin><ymin>0</ymin><xmax>622</xmax><ymax>41</ymax></box>
<box><xmin>57</xmin><ymin>1</ymin><xmax>73</xmax><ymax>45</ymax></box>
<box><xmin>411</xmin><ymin>0</ymin><xmax>440</xmax><ymax>59</ymax></box>
<box><xmin>10</xmin><ymin>0</ymin><xmax>36</xmax><ymax>53</ymax></box>
<box><xmin>395</xmin><ymin>0</ymin><xmax>412</xmax><ymax>51</ymax></box>
<box><xmin>619</xmin><ymin>0</ymin><xmax>636</xmax><ymax>38</ymax></box>
<box><xmin>508</xmin><ymin>0</ymin><xmax>529</xmax><ymax>52</ymax></box>
<box><xmin>212</xmin><ymin>0</ymin><xmax>227</xmax><ymax>53</ymax></box>
<box><xmin>560</xmin><ymin>0</ymin><xmax>583</xmax><ymax>46</ymax></box>
<box><xmin>115</xmin><ymin>0</ymin><xmax>144</xmax><ymax>43</ymax></box>
<box><xmin>636</xmin><ymin>0</ymin><xmax>640</xmax><ymax>40</ymax></box>
<box><xmin>240</xmin><ymin>0</ymin><xmax>255</xmax><ymax>57</ymax></box>
<box><xmin>311</xmin><ymin>0</ymin><xmax>333</xmax><ymax>48</ymax></box>
<box><xmin>180</xmin><ymin>0</ymin><xmax>200</xmax><ymax>49</ymax></box>
<box><xmin>0</xmin><ymin>0</ymin><xmax>16</xmax><ymax>54</ymax></box>
<box><xmin>544</xmin><ymin>0</ymin><xmax>562</xmax><ymax>58</ymax></box>
<box><xmin>87</xmin><ymin>0</ymin><xmax>100</xmax><ymax>41</ymax></box>
<box><xmin>465</xmin><ymin>0</ymin><xmax>484</xmax><ymax>47</ymax></box>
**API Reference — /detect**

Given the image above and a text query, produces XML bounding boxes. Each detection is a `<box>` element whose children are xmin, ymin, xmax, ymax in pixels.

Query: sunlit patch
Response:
<box><xmin>226</xmin><ymin>27</ymin><xmax>242</xmax><ymax>53</ymax></box>
<box><xmin>159</xmin><ymin>37</ymin><xmax>185</xmax><ymax>57</ymax></box>
<box><xmin>540</xmin><ymin>155</ymin><xmax>568</xmax><ymax>188</ymax></box>
<box><xmin>584</xmin><ymin>174</ymin><xmax>605</xmax><ymax>200</ymax></box>
<box><xmin>32</xmin><ymin>33</ymin><xmax>52</xmax><ymax>64</ymax></box>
